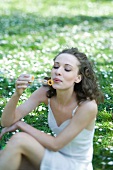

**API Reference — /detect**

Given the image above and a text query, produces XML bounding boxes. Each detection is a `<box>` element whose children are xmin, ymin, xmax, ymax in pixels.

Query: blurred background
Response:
<box><xmin>0</xmin><ymin>0</ymin><xmax>113</xmax><ymax>169</ymax></box>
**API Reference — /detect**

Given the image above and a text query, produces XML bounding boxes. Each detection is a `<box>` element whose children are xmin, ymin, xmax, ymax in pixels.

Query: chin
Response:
<box><xmin>52</xmin><ymin>85</ymin><xmax>69</xmax><ymax>91</ymax></box>
<box><xmin>52</xmin><ymin>84</ymin><xmax>63</xmax><ymax>90</ymax></box>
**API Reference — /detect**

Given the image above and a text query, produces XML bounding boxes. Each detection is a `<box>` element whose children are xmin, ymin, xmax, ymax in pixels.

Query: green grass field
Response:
<box><xmin>0</xmin><ymin>0</ymin><xmax>113</xmax><ymax>169</ymax></box>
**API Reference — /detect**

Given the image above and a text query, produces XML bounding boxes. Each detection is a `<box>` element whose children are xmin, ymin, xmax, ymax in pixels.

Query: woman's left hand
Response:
<box><xmin>0</xmin><ymin>121</ymin><xmax>21</xmax><ymax>140</ymax></box>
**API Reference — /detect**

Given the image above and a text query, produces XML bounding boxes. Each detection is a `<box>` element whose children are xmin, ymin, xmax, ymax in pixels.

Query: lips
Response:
<box><xmin>53</xmin><ymin>78</ymin><xmax>62</xmax><ymax>82</ymax></box>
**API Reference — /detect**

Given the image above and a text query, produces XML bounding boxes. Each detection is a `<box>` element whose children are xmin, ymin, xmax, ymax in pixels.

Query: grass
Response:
<box><xmin>0</xmin><ymin>0</ymin><xmax>113</xmax><ymax>169</ymax></box>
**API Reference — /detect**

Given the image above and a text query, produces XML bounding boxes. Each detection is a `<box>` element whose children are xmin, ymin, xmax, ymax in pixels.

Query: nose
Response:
<box><xmin>55</xmin><ymin>66</ymin><xmax>62</xmax><ymax>76</ymax></box>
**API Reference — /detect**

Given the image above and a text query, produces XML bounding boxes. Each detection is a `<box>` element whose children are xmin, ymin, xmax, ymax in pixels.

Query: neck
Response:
<box><xmin>56</xmin><ymin>87</ymin><xmax>76</xmax><ymax>106</ymax></box>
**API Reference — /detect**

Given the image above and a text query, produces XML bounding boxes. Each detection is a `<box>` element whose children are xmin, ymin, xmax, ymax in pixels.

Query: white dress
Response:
<box><xmin>40</xmin><ymin>99</ymin><xmax>95</xmax><ymax>170</ymax></box>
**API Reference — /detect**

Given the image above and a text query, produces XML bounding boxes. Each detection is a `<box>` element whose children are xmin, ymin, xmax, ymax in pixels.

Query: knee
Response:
<box><xmin>10</xmin><ymin>132</ymin><xmax>29</xmax><ymax>147</ymax></box>
<box><xmin>11</xmin><ymin>132</ymin><xmax>28</xmax><ymax>139</ymax></box>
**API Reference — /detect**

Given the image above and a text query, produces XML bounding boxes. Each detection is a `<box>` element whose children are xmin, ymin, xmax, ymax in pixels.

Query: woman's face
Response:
<box><xmin>51</xmin><ymin>53</ymin><xmax>81</xmax><ymax>90</ymax></box>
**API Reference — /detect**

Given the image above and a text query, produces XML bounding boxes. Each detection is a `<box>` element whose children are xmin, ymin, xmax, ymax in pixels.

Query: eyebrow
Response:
<box><xmin>54</xmin><ymin>62</ymin><xmax>73</xmax><ymax>67</ymax></box>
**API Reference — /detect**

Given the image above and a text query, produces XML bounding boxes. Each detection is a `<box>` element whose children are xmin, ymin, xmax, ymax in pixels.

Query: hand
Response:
<box><xmin>0</xmin><ymin>121</ymin><xmax>20</xmax><ymax>140</ymax></box>
<box><xmin>15</xmin><ymin>74</ymin><xmax>32</xmax><ymax>96</ymax></box>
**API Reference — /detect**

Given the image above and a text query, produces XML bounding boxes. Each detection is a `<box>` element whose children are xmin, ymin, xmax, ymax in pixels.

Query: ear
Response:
<box><xmin>74</xmin><ymin>74</ymin><xmax>82</xmax><ymax>83</ymax></box>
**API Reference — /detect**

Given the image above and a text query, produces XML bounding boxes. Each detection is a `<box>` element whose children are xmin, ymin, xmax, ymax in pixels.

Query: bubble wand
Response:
<box><xmin>29</xmin><ymin>75</ymin><xmax>54</xmax><ymax>86</ymax></box>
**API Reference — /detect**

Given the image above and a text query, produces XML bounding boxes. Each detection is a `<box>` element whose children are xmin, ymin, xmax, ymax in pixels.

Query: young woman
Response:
<box><xmin>0</xmin><ymin>48</ymin><xmax>103</xmax><ymax>170</ymax></box>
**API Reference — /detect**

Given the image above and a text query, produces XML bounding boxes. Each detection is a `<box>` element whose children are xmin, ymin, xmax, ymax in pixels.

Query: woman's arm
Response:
<box><xmin>1</xmin><ymin>92</ymin><xmax>21</xmax><ymax>127</ymax></box>
<box><xmin>1</xmin><ymin>74</ymin><xmax>48</xmax><ymax>127</ymax></box>
<box><xmin>1</xmin><ymin>100</ymin><xmax>97</xmax><ymax>151</ymax></box>
<box><xmin>17</xmin><ymin>100</ymin><xmax>97</xmax><ymax>151</ymax></box>
<box><xmin>54</xmin><ymin>100</ymin><xmax>97</xmax><ymax>150</ymax></box>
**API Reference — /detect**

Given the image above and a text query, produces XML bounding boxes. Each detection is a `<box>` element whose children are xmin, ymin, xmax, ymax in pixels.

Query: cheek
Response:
<box><xmin>51</xmin><ymin>69</ymin><xmax>54</xmax><ymax>77</ymax></box>
<box><xmin>64</xmin><ymin>74</ymin><xmax>75</xmax><ymax>82</ymax></box>
<box><xmin>65</xmin><ymin>70</ymin><xmax>79</xmax><ymax>82</ymax></box>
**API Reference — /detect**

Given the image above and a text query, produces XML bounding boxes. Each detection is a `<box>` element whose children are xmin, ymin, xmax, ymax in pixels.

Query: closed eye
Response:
<box><xmin>53</xmin><ymin>66</ymin><xmax>59</xmax><ymax>69</ymax></box>
<box><xmin>65</xmin><ymin>69</ymin><xmax>71</xmax><ymax>72</ymax></box>
<box><xmin>53</xmin><ymin>66</ymin><xmax>71</xmax><ymax>72</ymax></box>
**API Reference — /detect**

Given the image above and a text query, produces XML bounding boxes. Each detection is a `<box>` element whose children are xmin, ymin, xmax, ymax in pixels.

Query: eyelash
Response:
<box><xmin>53</xmin><ymin>66</ymin><xmax>71</xmax><ymax>72</ymax></box>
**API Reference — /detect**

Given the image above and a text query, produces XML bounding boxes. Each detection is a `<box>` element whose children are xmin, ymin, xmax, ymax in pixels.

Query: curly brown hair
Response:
<box><xmin>44</xmin><ymin>47</ymin><xmax>104</xmax><ymax>104</ymax></box>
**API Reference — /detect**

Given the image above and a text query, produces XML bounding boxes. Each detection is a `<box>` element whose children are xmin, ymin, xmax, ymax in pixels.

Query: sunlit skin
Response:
<box><xmin>51</xmin><ymin>53</ymin><xmax>82</xmax><ymax>105</ymax></box>
<box><xmin>0</xmin><ymin>52</ymin><xmax>97</xmax><ymax>170</ymax></box>
<box><xmin>51</xmin><ymin>53</ymin><xmax>82</xmax><ymax>89</ymax></box>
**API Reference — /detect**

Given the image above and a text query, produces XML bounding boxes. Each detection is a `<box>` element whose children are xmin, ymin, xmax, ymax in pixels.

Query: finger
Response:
<box><xmin>17</xmin><ymin>77</ymin><xmax>31</xmax><ymax>82</ymax></box>
<box><xmin>18</xmin><ymin>74</ymin><xmax>31</xmax><ymax>80</ymax></box>
<box><xmin>17</xmin><ymin>85</ymin><xmax>28</xmax><ymax>89</ymax></box>
<box><xmin>16</xmin><ymin>76</ymin><xmax>30</xmax><ymax>83</ymax></box>
<box><xmin>16</xmin><ymin>74</ymin><xmax>34</xmax><ymax>84</ymax></box>
<box><xmin>16</xmin><ymin>80</ymin><xmax>29</xmax><ymax>85</ymax></box>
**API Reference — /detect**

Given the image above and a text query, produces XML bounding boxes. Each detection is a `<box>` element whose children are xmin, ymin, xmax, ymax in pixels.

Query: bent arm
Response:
<box><xmin>1</xmin><ymin>92</ymin><xmax>20</xmax><ymax>127</ymax></box>
<box><xmin>17</xmin><ymin>100</ymin><xmax>97</xmax><ymax>152</ymax></box>
<box><xmin>17</xmin><ymin>121</ymin><xmax>56</xmax><ymax>151</ymax></box>
<box><xmin>1</xmin><ymin>86</ymin><xmax>48</xmax><ymax>127</ymax></box>
<box><xmin>54</xmin><ymin>101</ymin><xmax>97</xmax><ymax>150</ymax></box>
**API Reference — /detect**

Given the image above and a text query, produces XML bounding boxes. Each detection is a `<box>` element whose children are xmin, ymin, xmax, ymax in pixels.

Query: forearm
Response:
<box><xmin>17</xmin><ymin>121</ymin><xmax>57</xmax><ymax>151</ymax></box>
<box><xmin>1</xmin><ymin>92</ymin><xmax>20</xmax><ymax>127</ymax></box>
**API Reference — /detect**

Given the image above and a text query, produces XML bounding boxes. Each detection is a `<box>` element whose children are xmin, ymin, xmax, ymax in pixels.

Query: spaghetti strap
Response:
<box><xmin>72</xmin><ymin>105</ymin><xmax>78</xmax><ymax>116</ymax></box>
<box><xmin>48</xmin><ymin>98</ymin><xmax>50</xmax><ymax>105</ymax></box>
<box><xmin>72</xmin><ymin>101</ymin><xmax>84</xmax><ymax>116</ymax></box>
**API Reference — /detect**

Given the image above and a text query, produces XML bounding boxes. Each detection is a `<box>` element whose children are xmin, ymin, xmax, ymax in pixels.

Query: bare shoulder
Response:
<box><xmin>29</xmin><ymin>86</ymin><xmax>49</xmax><ymax>104</ymax></box>
<box><xmin>79</xmin><ymin>100</ymin><xmax>98</xmax><ymax>117</ymax></box>
<box><xmin>69</xmin><ymin>100</ymin><xmax>98</xmax><ymax>131</ymax></box>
